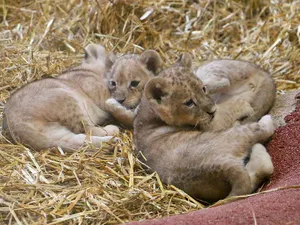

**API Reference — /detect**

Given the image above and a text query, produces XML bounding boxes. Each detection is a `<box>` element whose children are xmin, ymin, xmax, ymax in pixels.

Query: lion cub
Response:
<box><xmin>195</xmin><ymin>59</ymin><xmax>276</xmax><ymax>128</ymax></box>
<box><xmin>2</xmin><ymin>44</ymin><xmax>161</xmax><ymax>151</ymax></box>
<box><xmin>134</xmin><ymin>54</ymin><xmax>274</xmax><ymax>202</ymax></box>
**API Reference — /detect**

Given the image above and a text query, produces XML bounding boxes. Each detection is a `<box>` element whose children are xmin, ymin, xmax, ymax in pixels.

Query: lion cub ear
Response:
<box><xmin>105</xmin><ymin>52</ymin><xmax>117</xmax><ymax>69</ymax></box>
<box><xmin>83</xmin><ymin>43</ymin><xmax>116</xmax><ymax>69</ymax></box>
<box><xmin>84</xmin><ymin>44</ymin><xmax>106</xmax><ymax>63</ymax></box>
<box><xmin>145</xmin><ymin>77</ymin><xmax>170</xmax><ymax>104</ymax></box>
<box><xmin>175</xmin><ymin>52</ymin><xmax>193</xmax><ymax>69</ymax></box>
<box><xmin>140</xmin><ymin>50</ymin><xmax>162</xmax><ymax>74</ymax></box>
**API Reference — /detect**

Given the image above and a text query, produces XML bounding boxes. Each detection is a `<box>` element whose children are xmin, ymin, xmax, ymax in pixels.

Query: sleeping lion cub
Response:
<box><xmin>195</xmin><ymin>59</ymin><xmax>276</xmax><ymax>128</ymax></box>
<box><xmin>134</xmin><ymin>53</ymin><xmax>274</xmax><ymax>202</ymax></box>
<box><xmin>2</xmin><ymin>44</ymin><xmax>162</xmax><ymax>151</ymax></box>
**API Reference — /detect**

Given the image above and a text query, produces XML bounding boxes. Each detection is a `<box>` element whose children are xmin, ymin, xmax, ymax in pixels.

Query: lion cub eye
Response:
<box><xmin>184</xmin><ymin>99</ymin><xmax>196</xmax><ymax>107</ymax></box>
<box><xmin>109</xmin><ymin>80</ymin><xmax>116</xmax><ymax>87</ymax></box>
<box><xmin>130</xmin><ymin>80</ymin><xmax>140</xmax><ymax>87</ymax></box>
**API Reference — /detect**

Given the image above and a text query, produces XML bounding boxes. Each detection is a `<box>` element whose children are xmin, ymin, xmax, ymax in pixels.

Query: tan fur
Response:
<box><xmin>245</xmin><ymin>143</ymin><xmax>274</xmax><ymax>191</ymax></box>
<box><xmin>3</xmin><ymin>45</ymin><xmax>162</xmax><ymax>150</ymax></box>
<box><xmin>105</xmin><ymin>50</ymin><xmax>162</xmax><ymax>128</ymax></box>
<box><xmin>2</xmin><ymin>44</ymin><xmax>120</xmax><ymax>151</ymax></box>
<box><xmin>134</xmin><ymin>54</ymin><xmax>274</xmax><ymax>202</ymax></box>
<box><xmin>195</xmin><ymin>59</ymin><xmax>276</xmax><ymax>129</ymax></box>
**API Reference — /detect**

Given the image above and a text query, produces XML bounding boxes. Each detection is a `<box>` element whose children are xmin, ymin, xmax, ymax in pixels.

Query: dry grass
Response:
<box><xmin>0</xmin><ymin>0</ymin><xmax>299</xmax><ymax>224</ymax></box>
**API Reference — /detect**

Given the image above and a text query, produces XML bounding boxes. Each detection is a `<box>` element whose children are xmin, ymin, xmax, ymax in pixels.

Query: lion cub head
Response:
<box><xmin>106</xmin><ymin>50</ymin><xmax>162</xmax><ymax>109</ymax></box>
<box><xmin>144</xmin><ymin>53</ymin><xmax>216</xmax><ymax>128</ymax></box>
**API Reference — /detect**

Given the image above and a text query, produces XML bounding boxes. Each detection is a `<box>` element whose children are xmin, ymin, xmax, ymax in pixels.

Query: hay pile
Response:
<box><xmin>0</xmin><ymin>0</ymin><xmax>299</xmax><ymax>224</ymax></box>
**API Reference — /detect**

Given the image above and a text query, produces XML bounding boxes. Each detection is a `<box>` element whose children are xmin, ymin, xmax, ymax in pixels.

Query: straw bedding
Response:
<box><xmin>0</xmin><ymin>0</ymin><xmax>299</xmax><ymax>224</ymax></box>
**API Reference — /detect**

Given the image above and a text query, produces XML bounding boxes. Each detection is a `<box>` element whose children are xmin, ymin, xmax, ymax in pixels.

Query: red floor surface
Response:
<box><xmin>125</xmin><ymin>91</ymin><xmax>300</xmax><ymax>225</ymax></box>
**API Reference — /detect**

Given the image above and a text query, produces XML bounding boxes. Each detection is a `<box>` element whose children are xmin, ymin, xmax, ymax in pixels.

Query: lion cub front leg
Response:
<box><xmin>105</xmin><ymin>98</ymin><xmax>136</xmax><ymax>128</ymax></box>
<box><xmin>209</xmin><ymin>99</ymin><xmax>254</xmax><ymax>131</ymax></box>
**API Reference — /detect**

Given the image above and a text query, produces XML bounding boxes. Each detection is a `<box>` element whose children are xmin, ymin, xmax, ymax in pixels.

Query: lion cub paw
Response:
<box><xmin>251</xmin><ymin>143</ymin><xmax>274</xmax><ymax>176</ymax></box>
<box><xmin>90</xmin><ymin>135</ymin><xmax>120</xmax><ymax>145</ymax></box>
<box><xmin>103</xmin><ymin>125</ymin><xmax>120</xmax><ymax>136</ymax></box>
<box><xmin>258</xmin><ymin>115</ymin><xmax>275</xmax><ymax>135</ymax></box>
<box><xmin>239</xmin><ymin>100</ymin><xmax>254</xmax><ymax>118</ymax></box>
<box><xmin>232</xmin><ymin>99</ymin><xmax>254</xmax><ymax>121</ymax></box>
<box><xmin>89</xmin><ymin>125</ymin><xmax>119</xmax><ymax>137</ymax></box>
<box><xmin>105</xmin><ymin>98</ymin><xmax>125</xmax><ymax>111</ymax></box>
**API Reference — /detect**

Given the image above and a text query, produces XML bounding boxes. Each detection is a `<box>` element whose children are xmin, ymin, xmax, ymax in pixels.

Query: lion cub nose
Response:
<box><xmin>207</xmin><ymin>105</ymin><xmax>217</xmax><ymax>117</ymax></box>
<box><xmin>116</xmin><ymin>98</ymin><xmax>126</xmax><ymax>104</ymax></box>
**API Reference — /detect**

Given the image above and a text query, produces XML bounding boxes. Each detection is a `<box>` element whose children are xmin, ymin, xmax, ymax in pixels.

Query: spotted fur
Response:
<box><xmin>104</xmin><ymin>50</ymin><xmax>162</xmax><ymax>128</ymax></box>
